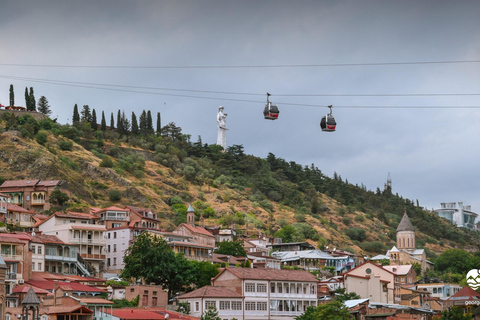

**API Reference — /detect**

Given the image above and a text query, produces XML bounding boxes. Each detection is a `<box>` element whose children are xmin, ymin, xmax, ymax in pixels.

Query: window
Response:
<box><xmin>245</xmin><ymin>302</ymin><xmax>256</xmax><ymax>310</ymax></box>
<box><xmin>245</xmin><ymin>283</ymin><xmax>256</xmax><ymax>292</ymax></box>
<box><xmin>232</xmin><ymin>301</ymin><xmax>242</xmax><ymax>310</ymax></box>
<box><xmin>108</xmin><ymin>233</ymin><xmax>111</xmax><ymax>239</ymax></box>
<box><xmin>257</xmin><ymin>284</ymin><xmax>267</xmax><ymax>293</ymax></box>
<box><xmin>205</xmin><ymin>301</ymin><xmax>216</xmax><ymax>309</ymax></box>
<box><xmin>113</xmin><ymin>244</ymin><xmax>117</xmax><ymax>252</ymax></box>
<box><xmin>113</xmin><ymin>257</ymin><xmax>117</xmax><ymax>265</ymax></box>
<box><xmin>31</xmin><ymin>245</ymin><xmax>36</xmax><ymax>253</ymax></box>
<box><xmin>257</xmin><ymin>302</ymin><xmax>267</xmax><ymax>311</ymax></box>
<box><xmin>37</xmin><ymin>246</ymin><xmax>42</xmax><ymax>254</ymax></box>
<box><xmin>81</xmin><ymin>220</ymin><xmax>87</xmax><ymax>224</ymax></box>
<box><xmin>38</xmin><ymin>262</ymin><xmax>42</xmax><ymax>271</ymax></box>
<box><xmin>114</xmin><ymin>232</ymin><xmax>117</xmax><ymax>239</ymax></box>
<box><xmin>107</xmin><ymin>245</ymin><xmax>111</xmax><ymax>253</ymax></box>
<box><xmin>130</xmin><ymin>288</ymin><xmax>135</xmax><ymax>292</ymax></box>
<box><xmin>107</xmin><ymin>258</ymin><xmax>111</xmax><ymax>267</ymax></box>
<box><xmin>271</xmin><ymin>283</ymin><xmax>276</xmax><ymax>293</ymax></box>
<box><xmin>70</xmin><ymin>220</ymin><xmax>76</xmax><ymax>223</ymax></box>
<box><xmin>32</xmin><ymin>262</ymin><xmax>35</xmax><ymax>271</ymax></box>
<box><xmin>144</xmin><ymin>290</ymin><xmax>149</xmax><ymax>294</ymax></box>
<box><xmin>195</xmin><ymin>302</ymin><xmax>200</xmax><ymax>312</ymax></box>
<box><xmin>153</xmin><ymin>291</ymin><xmax>157</xmax><ymax>296</ymax></box>
<box><xmin>219</xmin><ymin>301</ymin><xmax>230</xmax><ymax>310</ymax></box>
<box><xmin>277</xmin><ymin>283</ymin><xmax>283</xmax><ymax>293</ymax></box>
<box><xmin>152</xmin><ymin>297</ymin><xmax>157</xmax><ymax>306</ymax></box>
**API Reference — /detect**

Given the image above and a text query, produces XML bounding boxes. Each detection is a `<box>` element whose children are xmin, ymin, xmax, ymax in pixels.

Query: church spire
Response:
<box><xmin>397</xmin><ymin>210</ymin><xmax>414</xmax><ymax>232</ymax></box>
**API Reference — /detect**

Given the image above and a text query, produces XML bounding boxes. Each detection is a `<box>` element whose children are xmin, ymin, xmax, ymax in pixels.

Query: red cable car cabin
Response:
<box><xmin>264</xmin><ymin>102</ymin><xmax>279</xmax><ymax>120</ymax></box>
<box><xmin>320</xmin><ymin>105</ymin><xmax>336</xmax><ymax>132</ymax></box>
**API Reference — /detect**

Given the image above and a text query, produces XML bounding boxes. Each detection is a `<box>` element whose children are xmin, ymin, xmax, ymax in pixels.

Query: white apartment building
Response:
<box><xmin>178</xmin><ymin>267</ymin><xmax>318</xmax><ymax>320</ymax></box>
<box><xmin>37</xmin><ymin>211</ymin><xmax>106</xmax><ymax>275</ymax></box>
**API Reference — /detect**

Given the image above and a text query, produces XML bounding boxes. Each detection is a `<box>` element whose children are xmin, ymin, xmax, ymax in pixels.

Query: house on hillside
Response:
<box><xmin>0</xmin><ymin>179</ymin><xmax>70</xmax><ymax>212</ymax></box>
<box><xmin>434</xmin><ymin>202</ymin><xmax>478</xmax><ymax>230</ymax></box>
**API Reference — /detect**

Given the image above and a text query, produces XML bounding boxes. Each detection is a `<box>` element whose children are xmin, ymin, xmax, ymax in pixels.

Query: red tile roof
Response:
<box><xmin>12</xmin><ymin>285</ymin><xmax>51</xmax><ymax>295</ymax></box>
<box><xmin>26</xmin><ymin>280</ymin><xmax>106</xmax><ymax>292</ymax></box>
<box><xmin>77</xmin><ymin>297</ymin><xmax>114</xmax><ymax>304</ymax></box>
<box><xmin>0</xmin><ymin>179</ymin><xmax>40</xmax><ymax>188</ymax></box>
<box><xmin>215</xmin><ymin>267</ymin><xmax>319</xmax><ymax>282</ymax></box>
<box><xmin>178</xmin><ymin>286</ymin><xmax>242</xmax><ymax>299</ymax></box>
<box><xmin>179</xmin><ymin>223</ymin><xmax>214</xmax><ymax>238</ymax></box>
<box><xmin>106</xmin><ymin>308</ymin><xmax>166</xmax><ymax>319</ymax></box>
<box><xmin>447</xmin><ymin>286</ymin><xmax>480</xmax><ymax>300</ymax></box>
<box><xmin>7</xmin><ymin>203</ymin><xmax>34</xmax><ymax>214</ymax></box>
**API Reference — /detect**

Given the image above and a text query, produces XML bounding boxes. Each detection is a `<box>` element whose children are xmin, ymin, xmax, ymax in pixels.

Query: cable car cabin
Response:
<box><xmin>320</xmin><ymin>114</ymin><xmax>336</xmax><ymax>132</ymax></box>
<box><xmin>264</xmin><ymin>102</ymin><xmax>279</xmax><ymax>120</ymax></box>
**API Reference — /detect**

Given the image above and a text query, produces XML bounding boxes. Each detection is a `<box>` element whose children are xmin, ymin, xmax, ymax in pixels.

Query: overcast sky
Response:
<box><xmin>1</xmin><ymin>0</ymin><xmax>479</xmax><ymax>213</ymax></box>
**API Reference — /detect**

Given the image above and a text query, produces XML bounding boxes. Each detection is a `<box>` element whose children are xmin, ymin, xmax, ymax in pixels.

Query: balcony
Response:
<box><xmin>6</xmin><ymin>273</ymin><xmax>17</xmax><ymax>280</ymax></box>
<box><xmin>45</xmin><ymin>254</ymin><xmax>77</xmax><ymax>263</ymax></box>
<box><xmin>81</xmin><ymin>253</ymin><xmax>106</xmax><ymax>260</ymax></box>
<box><xmin>69</xmin><ymin>238</ymin><xmax>106</xmax><ymax>246</ymax></box>
<box><xmin>31</xmin><ymin>200</ymin><xmax>46</xmax><ymax>206</ymax></box>
<box><xmin>1</xmin><ymin>254</ymin><xmax>23</xmax><ymax>261</ymax></box>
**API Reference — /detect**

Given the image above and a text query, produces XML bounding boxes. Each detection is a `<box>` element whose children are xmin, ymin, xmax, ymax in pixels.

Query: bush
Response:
<box><xmin>100</xmin><ymin>156</ymin><xmax>114</xmax><ymax>168</ymax></box>
<box><xmin>345</xmin><ymin>228</ymin><xmax>367</xmax><ymax>242</ymax></box>
<box><xmin>354</xmin><ymin>215</ymin><xmax>365</xmax><ymax>222</ymax></box>
<box><xmin>58</xmin><ymin>140</ymin><xmax>73</xmax><ymax>151</ymax></box>
<box><xmin>35</xmin><ymin>131</ymin><xmax>48</xmax><ymax>145</ymax></box>
<box><xmin>108</xmin><ymin>189</ymin><xmax>122</xmax><ymax>201</ymax></box>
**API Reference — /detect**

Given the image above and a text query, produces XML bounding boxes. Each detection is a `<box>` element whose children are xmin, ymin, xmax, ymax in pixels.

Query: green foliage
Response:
<box><xmin>440</xmin><ymin>307</ymin><xmax>473</xmax><ymax>319</ymax></box>
<box><xmin>345</xmin><ymin>228</ymin><xmax>367</xmax><ymax>242</ymax></box>
<box><xmin>215</xmin><ymin>240</ymin><xmax>247</xmax><ymax>257</ymax></box>
<box><xmin>189</xmin><ymin>260</ymin><xmax>220</xmax><ymax>288</ymax></box>
<box><xmin>176</xmin><ymin>302</ymin><xmax>190</xmax><ymax>314</ymax></box>
<box><xmin>49</xmin><ymin>187</ymin><xmax>70</xmax><ymax>206</ymax></box>
<box><xmin>59</xmin><ymin>156</ymin><xmax>79</xmax><ymax>170</ymax></box>
<box><xmin>360</xmin><ymin>241</ymin><xmax>386</xmax><ymax>253</ymax></box>
<box><xmin>435</xmin><ymin>249</ymin><xmax>480</xmax><ymax>275</ymax></box>
<box><xmin>295</xmin><ymin>300</ymin><xmax>353</xmax><ymax>320</ymax></box>
<box><xmin>121</xmin><ymin>233</ymin><xmax>194</xmax><ymax>300</ymax></box>
<box><xmin>200</xmin><ymin>306</ymin><xmax>221</xmax><ymax>320</ymax></box>
<box><xmin>58</xmin><ymin>140</ymin><xmax>73</xmax><ymax>151</ymax></box>
<box><xmin>112</xmin><ymin>295</ymin><xmax>139</xmax><ymax>308</ymax></box>
<box><xmin>108</xmin><ymin>189</ymin><xmax>122</xmax><ymax>201</ymax></box>
<box><xmin>274</xmin><ymin>225</ymin><xmax>296</xmax><ymax>243</ymax></box>
<box><xmin>333</xmin><ymin>288</ymin><xmax>361</xmax><ymax>302</ymax></box>
<box><xmin>35</xmin><ymin>131</ymin><xmax>48</xmax><ymax>145</ymax></box>
<box><xmin>99</xmin><ymin>156</ymin><xmax>114</xmax><ymax>168</ymax></box>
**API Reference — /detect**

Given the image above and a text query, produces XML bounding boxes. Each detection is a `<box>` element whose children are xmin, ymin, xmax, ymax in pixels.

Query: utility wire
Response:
<box><xmin>1</xmin><ymin>74</ymin><xmax>479</xmax><ymax>98</ymax></box>
<box><xmin>1</xmin><ymin>75</ymin><xmax>479</xmax><ymax>108</ymax></box>
<box><xmin>0</xmin><ymin>59</ymin><xmax>480</xmax><ymax>69</ymax></box>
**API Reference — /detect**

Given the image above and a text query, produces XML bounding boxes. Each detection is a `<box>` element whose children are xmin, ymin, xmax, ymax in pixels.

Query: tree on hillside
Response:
<box><xmin>139</xmin><ymin>110</ymin><xmax>147</xmax><ymax>136</ymax></box>
<box><xmin>156</xmin><ymin>112</ymin><xmax>161</xmax><ymax>136</ymax></box>
<box><xmin>215</xmin><ymin>240</ymin><xmax>247</xmax><ymax>257</ymax></box>
<box><xmin>9</xmin><ymin>84</ymin><xmax>14</xmax><ymax>106</ymax></box>
<box><xmin>37</xmin><ymin>96</ymin><xmax>52</xmax><ymax>116</ymax></box>
<box><xmin>24</xmin><ymin>87</ymin><xmax>29</xmax><ymax>109</ymax></box>
<box><xmin>435</xmin><ymin>249</ymin><xmax>480</xmax><ymax>275</ymax></box>
<box><xmin>72</xmin><ymin>104</ymin><xmax>80</xmax><ymax>124</ymax></box>
<box><xmin>110</xmin><ymin>112</ymin><xmax>115</xmax><ymax>130</ymax></box>
<box><xmin>147</xmin><ymin>110</ymin><xmax>154</xmax><ymax>134</ymax></box>
<box><xmin>101</xmin><ymin>111</ymin><xmax>106</xmax><ymax>132</ymax></box>
<box><xmin>274</xmin><ymin>225</ymin><xmax>296</xmax><ymax>243</ymax></box>
<box><xmin>131</xmin><ymin>112</ymin><xmax>139</xmax><ymax>135</ymax></box>
<box><xmin>81</xmin><ymin>105</ymin><xmax>92</xmax><ymax>122</ymax></box>
<box><xmin>296</xmin><ymin>300</ymin><xmax>353</xmax><ymax>320</ymax></box>
<box><xmin>91</xmin><ymin>108</ymin><xmax>97</xmax><ymax>130</ymax></box>
<box><xmin>49</xmin><ymin>187</ymin><xmax>70</xmax><ymax>207</ymax></box>
<box><xmin>28</xmin><ymin>87</ymin><xmax>36</xmax><ymax>111</ymax></box>
<box><xmin>121</xmin><ymin>233</ymin><xmax>194</xmax><ymax>301</ymax></box>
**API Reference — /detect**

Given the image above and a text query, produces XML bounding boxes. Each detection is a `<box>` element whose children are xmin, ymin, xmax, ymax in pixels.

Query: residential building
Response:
<box><xmin>125</xmin><ymin>284</ymin><xmax>168</xmax><ymax>308</ymax></box>
<box><xmin>416</xmin><ymin>283</ymin><xmax>462</xmax><ymax>300</ymax></box>
<box><xmin>434</xmin><ymin>202</ymin><xmax>478</xmax><ymax>230</ymax></box>
<box><xmin>268</xmin><ymin>242</ymin><xmax>315</xmax><ymax>252</ymax></box>
<box><xmin>344</xmin><ymin>261</ymin><xmax>395</xmax><ymax>304</ymax></box>
<box><xmin>0</xmin><ymin>192</ymin><xmax>7</xmax><ymax>214</ymax></box>
<box><xmin>181</xmin><ymin>267</ymin><xmax>319</xmax><ymax>320</ymax></box>
<box><xmin>0</xmin><ymin>179</ymin><xmax>70</xmax><ymax>212</ymax></box>
<box><xmin>173</xmin><ymin>213</ymin><xmax>215</xmax><ymax>250</ymax></box>
<box><xmin>246</xmin><ymin>251</ymin><xmax>281</xmax><ymax>269</ymax></box>
<box><xmin>243</xmin><ymin>239</ymin><xmax>270</xmax><ymax>255</ymax></box>
<box><xmin>37</xmin><ymin>212</ymin><xmax>106</xmax><ymax>275</ymax></box>
<box><xmin>93</xmin><ymin>206</ymin><xmax>130</xmax><ymax>229</ymax></box>
<box><xmin>272</xmin><ymin>250</ymin><xmax>333</xmax><ymax>270</ymax></box>
<box><xmin>124</xmin><ymin>205</ymin><xmax>161</xmax><ymax>230</ymax></box>
<box><xmin>383</xmin><ymin>265</ymin><xmax>417</xmax><ymax>285</ymax></box>
<box><xmin>444</xmin><ymin>286</ymin><xmax>480</xmax><ymax>309</ymax></box>
<box><xmin>0</xmin><ymin>233</ymin><xmax>31</xmax><ymax>296</ymax></box>
<box><xmin>147</xmin><ymin>230</ymin><xmax>213</xmax><ymax>262</ymax></box>
<box><xmin>206</xmin><ymin>227</ymin><xmax>236</xmax><ymax>243</ymax></box>
<box><xmin>0</xmin><ymin>253</ymin><xmax>6</xmax><ymax>319</ymax></box>
<box><xmin>105</xmin><ymin>227</ymin><xmax>133</xmax><ymax>272</ymax></box>
<box><xmin>4</xmin><ymin>204</ymin><xmax>35</xmax><ymax>230</ymax></box>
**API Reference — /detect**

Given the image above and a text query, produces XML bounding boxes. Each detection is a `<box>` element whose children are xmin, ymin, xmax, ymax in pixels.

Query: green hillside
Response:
<box><xmin>0</xmin><ymin>110</ymin><xmax>478</xmax><ymax>261</ymax></box>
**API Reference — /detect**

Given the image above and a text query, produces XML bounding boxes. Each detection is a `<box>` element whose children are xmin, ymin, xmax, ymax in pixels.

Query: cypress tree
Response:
<box><xmin>156</xmin><ymin>112</ymin><xmax>161</xmax><ymax>136</ymax></box>
<box><xmin>91</xmin><ymin>108</ymin><xmax>98</xmax><ymax>130</ymax></box>
<box><xmin>72</xmin><ymin>104</ymin><xmax>80</xmax><ymax>124</ymax></box>
<box><xmin>101</xmin><ymin>111</ymin><xmax>107</xmax><ymax>132</ymax></box>
<box><xmin>24</xmin><ymin>87</ymin><xmax>29</xmax><ymax>109</ymax></box>
<box><xmin>110</xmin><ymin>112</ymin><xmax>115</xmax><ymax>130</ymax></box>
<box><xmin>29</xmin><ymin>87</ymin><xmax>36</xmax><ymax>111</ymax></box>
<box><xmin>131</xmin><ymin>112</ymin><xmax>139</xmax><ymax>135</ymax></box>
<box><xmin>9</xmin><ymin>84</ymin><xmax>14</xmax><ymax>106</ymax></box>
<box><xmin>139</xmin><ymin>110</ymin><xmax>147</xmax><ymax>136</ymax></box>
<box><xmin>147</xmin><ymin>110</ymin><xmax>154</xmax><ymax>134</ymax></box>
<box><xmin>117</xmin><ymin>110</ymin><xmax>121</xmax><ymax>133</ymax></box>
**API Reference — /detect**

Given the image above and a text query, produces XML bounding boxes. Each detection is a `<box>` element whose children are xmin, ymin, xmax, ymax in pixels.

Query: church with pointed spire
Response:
<box><xmin>388</xmin><ymin>211</ymin><xmax>434</xmax><ymax>275</ymax></box>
